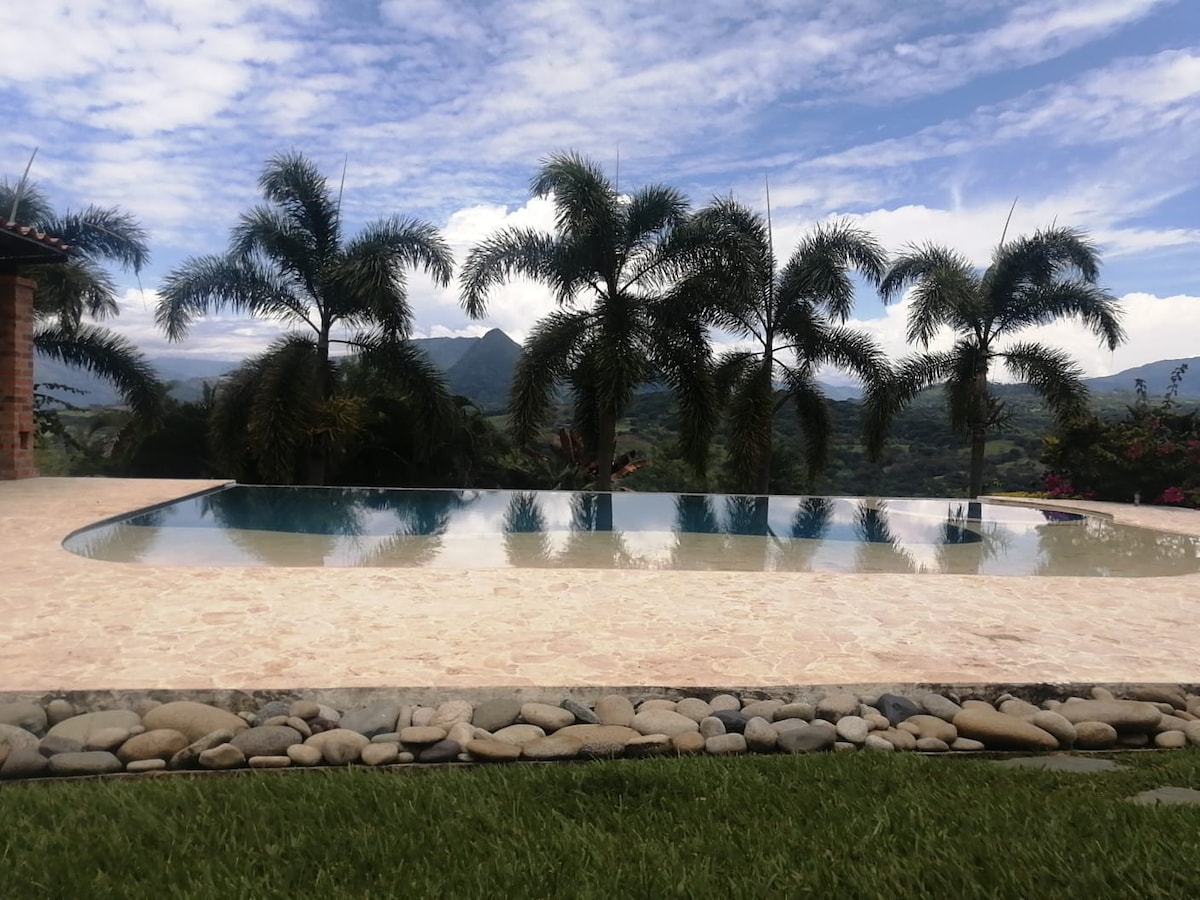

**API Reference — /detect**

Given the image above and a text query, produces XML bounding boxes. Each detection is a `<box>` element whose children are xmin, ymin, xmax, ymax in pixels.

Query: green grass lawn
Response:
<box><xmin>2</xmin><ymin>752</ymin><xmax>1198</xmax><ymax>899</ymax></box>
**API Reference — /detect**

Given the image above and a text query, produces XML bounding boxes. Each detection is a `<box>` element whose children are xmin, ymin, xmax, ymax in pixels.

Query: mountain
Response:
<box><xmin>443</xmin><ymin>329</ymin><xmax>523</xmax><ymax>411</ymax></box>
<box><xmin>412</xmin><ymin>336</ymin><xmax>478</xmax><ymax>370</ymax></box>
<box><xmin>1082</xmin><ymin>357</ymin><xmax>1200</xmax><ymax>398</ymax></box>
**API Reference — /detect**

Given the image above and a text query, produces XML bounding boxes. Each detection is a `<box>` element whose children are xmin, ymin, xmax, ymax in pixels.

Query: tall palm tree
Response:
<box><xmin>867</xmin><ymin>226</ymin><xmax>1124</xmax><ymax>498</ymax></box>
<box><xmin>677</xmin><ymin>199</ymin><xmax>888</xmax><ymax>494</ymax></box>
<box><xmin>157</xmin><ymin>152</ymin><xmax>455</xmax><ymax>484</ymax></box>
<box><xmin>0</xmin><ymin>180</ymin><xmax>161</xmax><ymax>422</ymax></box>
<box><xmin>459</xmin><ymin>151</ymin><xmax>714</xmax><ymax>492</ymax></box>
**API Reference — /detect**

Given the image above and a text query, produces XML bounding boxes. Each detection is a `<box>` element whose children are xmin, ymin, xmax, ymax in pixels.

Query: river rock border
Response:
<box><xmin>1</xmin><ymin>685</ymin><xmax>1198</xmax><ymax>781</ymax></box>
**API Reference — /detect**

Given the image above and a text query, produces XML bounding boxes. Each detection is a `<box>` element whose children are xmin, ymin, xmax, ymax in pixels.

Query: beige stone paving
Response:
<box><xmin>0</xmin><ymin>478</ymin><xmax>1198</xmax><ymax>692</ymax></box>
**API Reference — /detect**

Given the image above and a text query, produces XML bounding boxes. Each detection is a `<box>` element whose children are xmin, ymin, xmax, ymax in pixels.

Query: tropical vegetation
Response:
<box><xmin>865</xmin><ymin>225</ymin><xmax>1124</xmax><ymax>497</ymax></box>
<box><xmin>156</xmin><ymin>153</ymin><xmax>455</xmax><ymax>484</ymax></box>
<box><xmin>0</xmin><ymin>179</ymin><xmax>161</xmax><ymax>432</ymax></box>
<box><xmin>459</xmin><ymin>151</ymin><xmax>715</xmax><ymax>491</ymax></box>
<box><xmin>674</xmin><ymin>199</ymin><xmax>887</xmax><ymax>492</ymax></box>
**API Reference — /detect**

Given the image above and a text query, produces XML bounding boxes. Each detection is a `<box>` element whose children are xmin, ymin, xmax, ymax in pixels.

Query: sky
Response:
<box><xmin>2</xmin><ymin>0</ymin><xmax>1198</xmax><ymax>380</ymax></box>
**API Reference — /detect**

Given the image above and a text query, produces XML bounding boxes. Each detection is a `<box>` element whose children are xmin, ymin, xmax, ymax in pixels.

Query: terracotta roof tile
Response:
<box><xmin>0</xmin><ymin>218</ymin><xmax>70</xmax><ymax>252</ymax></box>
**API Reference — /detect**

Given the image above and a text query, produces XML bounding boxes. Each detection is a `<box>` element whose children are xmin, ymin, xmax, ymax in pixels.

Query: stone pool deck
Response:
<box><xmin>0</xmin><ymin>478</ymin><xmax>1198</xmax><ymax>696</ymax></box>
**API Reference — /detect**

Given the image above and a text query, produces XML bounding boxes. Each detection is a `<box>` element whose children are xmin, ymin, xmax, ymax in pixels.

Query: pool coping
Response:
<box><xmin>2</xmin><ymin>477</ymin><xmax>1199</xmax><ymax>697</ymax></box>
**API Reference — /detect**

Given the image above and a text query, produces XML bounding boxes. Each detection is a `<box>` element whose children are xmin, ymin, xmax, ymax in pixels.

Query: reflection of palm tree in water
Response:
<box><xmin>502</xmin><ymin>491</ymin><xmax>553</xmax><ymax>567</ymax></box>
<box><xmin>669</xmin><ymin>494</ymin><xmax>835</xmax><ymax>571</ymax></box>
<box><xmin>354</xmin><ymin>489</ymin><xmax>474</xmax><ymax>567</ymax></box>
<box><xmin>500</xmin><ymin>491</ymin><xmax>636</xmax><ymax>568</ymax></box>
<box><xmin>935</xmin><ymin>501</ymin><xmax>1006</xmax><ymax>574</ymax></box>
<box><xmin>853</xmin><ymin>501</ymin><xmax>920</xmax><ymax>573</ymax></box>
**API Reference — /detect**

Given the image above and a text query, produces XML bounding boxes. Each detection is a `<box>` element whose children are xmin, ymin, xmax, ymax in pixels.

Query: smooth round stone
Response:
<box><xmin>46</xmin><ymin>710</ymin><xmax>141</xmax><ymax>744</ymax></box>
<box><xmin>418</xmin><ymin>740</ymin><xmax>461</xmax><ymax>763</ymax></box>
<box><xmin>361</xmin><ymin>743</ymin><xmax>400</xmax><ymax>766</ymax></box>
<box><xmin>864</xmin><ymin>713</ymin><xmax>890</xmax><ymax>732</ymax></box>
<box><xmin>39</xmin><ymin>734</ymin><xmax>83</xmax><ymax>757</ymax></box>
<box><xmin>916</xmin><ymin>737</ymin><xmax>950</xmax><ymax>752</ymax></box>
<box><xmin>0</xmin><ymin>701</ymin><xmax>47</xmax><ymax>736</ymax></box>
<box><xmin>397</xmin><ymin>752</ymin><xmax>415</xmax><ymax>764</ymax></box>
<box><xmin>949</xmin><ymin>738</ymin><xmax>985</xmax><ymax>752</ymax></box>
<box><xmin>127</xmin><ymin>725</ymin><xmax>145</xmax><ymax>737</ymax></box>
<box><xmin>778</xmin><ymin>724</ymin><xmax>835</xmax><ymax>753</ymax></box>
<box><xmin>47</xmin><ymin>751</ymin><xmax>123</xmax><ymax>776</ymax></box>
<box><xmin>399</xmin><ymin>726</ymin><xmax>447</xmax><ymax>745</ymax></box>
<box><xmin>521</xmin><ymin>734</ymin><xmax>583</xmax><ymax>760</ymax></box>
<box><xmin>898</xmin><ymin>722</ymin><xmax>922</xmax><ymax>737</ymax></box>
<box><xmin>287</xmin><ymin>744</ymin><xmax>323</xmax><ymax>766</ymax></box>
<box><xmin>432</xmin><ymin>700</ymin><xmax>474</xmax><ymax>730</ymax></box>
<box><xmin>907</xmin><ymin>715</ymin><xmax>957</xmax><ymax>743</ymax></box>
<box><xmin>741</xmin><ymin>700</ymin><xmax>784</xmax><ymax>720</ymax></box>
<box><xmin>317</xmin><ymin>705</ymin><xmax>341</xmax><ymax>723</ymax></box>
<box><xmin>562</xmin><ymin>699</ymin><xmax>600</xmax><ymax>725</ymax></box>
<box><xmin>117</xmin><ymin>729</ymin><xmax>189</xmax><ymax>763</ymax></box>
<box><xmin>237</xmin><ymin>712</ymin><xmax>257</xmax><ymax>725</ymax></box>
<box><xmin>0</xmin><ymin>724</ymin><xmax>41</xmax><ymax>754</ymax></box>
<box><xmin>1125</xmin><ymin>685</ymin><xmax>1188</xmax><ymax>709</ymax></box>
<box><xmin>143</xmin><ymin>702</ymin><xmax>245</xmax><ymax>743</ymax></box>
<box><xmin>774</xmin><ymin>702</ymin><xmax>814</xmax><ymax>722</ymax></box>
<box><xmin>863</xmin><ymin>735</ymin><xmax>894</xmax><ymax>752</ymax></box>
<box><xmin>918</xmin><ymin>693</ymin><xmax>963</xmax><ymax>722</ymax></box>
<box><xmin>626</xmin><ymin>734</ymin><xmax>672</xmax><ymax>757</ymax></box>
<box><xmin>285</xmin><ymin>717</ymin><xmax>312</xmax><ymax>738</ymax></box>
<box><xmin>1157</xmin><ymin>714</ymin><xmax>1191</xmax><ymax>733</ymax></box>
<box><xmin>880</xmin><ymin>729</ymin><xmax>917</xmax><ymax>751</ymax></box>
<box><xmin>1185</xmin><ymin>721</ymin><xmax>1200</xmax><ymax>746</ymax></box>
<box><xmin>256</xmin><ymin>700</ymin><xmax>293</xmax><ymax>722</ymax></box>
<box><xmin>491</xmin><ymin>724</ymin><xmax>546</xmax><ymax>746</ymax></box>
<box><xmin>289</xmin><ymin>701</ymin><xmax>321</xmax><ymax>720</ymax></box>
<box><xmin>199</xmin><ymin>744</ymin><xmax>246</xmax><ymax>770</ymax></box>
<box><xmin>45</xmin><ymin>699</ymin><xmax>76</xmax><ymax>727</ymax></box>
<box><xmin>708</xmin><ymin>694</ymin><xmax>742</xmax><ymax>713</ymax></box>
<box><xmin>833</xmin><ymin>741</ymin><xmax>858</xmax><ymax>753</ymax></box>
<box><xmin>410</xmin><ymin>707</ymin><xmax>436</xmax><ymax>728</ymax></box>
<box><xmin>1056</xmin><ymin>699</ymin><xmax>1162</xmax><ymax>731</ymax></box>
<box><xmin>466</xmin><ymin>739</ymin><xmax>521</xmax><ymax>762</ymax></box>
<box><xmin>1154</xmin><ymin>730</ymin><xmax>1188</xmax><ymax>749</ymax></box>
<box><xmin>248</xmin><ymin>755</ymin><xmax>291</xmax><ymax>769</ymax></box>
<box><xmin>705</xmin><ymin>733</ymin><xmax>747</xmax><ymax>756</ymax></box>
<box><xmin>84</xmin><ymin>727</ymin><xmax>131</xmax><ymax>752</ymax></box>
<box><xmin>1090</xmin><ymin>686</ymin><xmax>1115</xmax><ymax>701</ymax></box>
<box><xmin>371</xmin><ymin>732</ymin><xmax>401</xmax><ymax>744</ymax></box>
<box><xmin>230</xmin><ymin>726</ymin><xmax>302</xmax><ymax>758</ymax></box>
<box><xmin>669</xmin><ymin>732</ymin><xmax>705</xmax><ymax>755</ymax></box>
<box><xmin>952</xmin><ymin>708</ymin><xmax>1058</xmax><ymax>751</ymax></box>
<box><xmin>743</xmin><ymin>717</ymin><xmax>778</xmax><ymax>753</ymax></box>
<box><xmin>1</xmin><ymin>748</ymin><xmax>48</xmax><ymax>779</ymax></box>
<box><xmin>456</xmin><ymin>753</ymin><xmax>472</xmax><ymax>763</ymax></box>
<box><xmin>699</xmin><ymin>716</ymin><xmax>726</xmax><ymax>739</ymax></box>
<box><xmin>1030</xmin><ymin>711</ymin><xmax>1077</xmax><ymax>748</ymax></box>
<box><xmin>712</xmin><ymin>710</ymin><xmax>750</xmax><ymax>734</ymax></box>
<box><xmin>341</xmin><ymin>702</ymin><xmax>403</xmax><ymax>738</ymax></box>
<box><xmin>631</xmin><ymin>709</ymin><xmax>699</xmax><ymax>738</ymax></box>
<box><xmin>306</xmin><ymin>729</ymin><xmax>369</xmax><ymax>765</ymax></box>
<box><xmin>125</xmin><ymin>758</ymin><xmax>167</xmax><ymax>773</ymax></box>
<box><xmin>520</xmin><ymin>703</ymin><xmax>575</xmax><ymax>733</ymax></box>
<box><xmin>773</xmin><ymin>719</ymin><xmax>808</xmax><ymax>736</ymax></box>
<box><xmin>557</xmin><ymin>724</ymin><xmax>639</xmax><ymax>759</ymax></box>
<box><xmin>168</xmin><ymin>730</ymin><xmax>235</xmax><ymax>770</ymax></box>
<box><xmin>446</xmin><ymin>722</ymin><xmax>476</xmax><ymax>748</ymax></box>
<box><xmin>999</xmin><ymin>699</ymin><xmax>1041</xmax><ymax>718</ymax></box>
<box><xmin>638</xmin><ymin>699</ymin><xmax>678</xmax><ymax>713</ymax></box>
<box><xmin>472</xmin><ymin>698</ymin><xmax>522</xmax><ymax>732</ymax></box>
<box><xmin>594</xmin><ymin>695</ymin><xmax>636</xmax><ymax>726</ymax></box>
<box><xmin>874</xmin><ymin>693</ymin><xmax>921</xmax><ymax>725</ymax></box>
<box><xmin>308</xmin><ymin>718</ymin><xmax>339</xmax><ymax>735</ymax></box>
<box><xmin>816</xmin><ymin>693</ymin><xmax>859</xmax><ymax>722</ymax></box>
<box><xmin>263</xmin><ymin>715</ymin><xmax>289</xmax><ymax>727</ymax></box>
<box><xmin>1116</xmin><ymin>732</ymin><xmax>1150</xmax><ymax>748</ymax></box>
<box><xmin>675</xmin><ymin>698</ymin><xmax>714</xmax><ymax>723</ymax></box>
<box><xmin>1073</xmin><ymin>721</ymin><xmax>1119</xmax><ymax>750</ymax></box>
<box><xmin>835</xmin><ymin>716</ymin><xmax>869</xmax><ymax>745</ymax></box>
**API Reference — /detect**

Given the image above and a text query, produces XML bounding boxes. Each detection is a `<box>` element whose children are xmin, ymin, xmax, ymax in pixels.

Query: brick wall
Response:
<box><xmin>0</xmin><ymin>275</ymin><xmax>37</xmax><ymax>479</ymax></box>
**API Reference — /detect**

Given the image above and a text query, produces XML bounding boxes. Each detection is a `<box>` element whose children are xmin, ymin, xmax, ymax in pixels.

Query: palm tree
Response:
<box><xmin>0</xmin><ymin>179</ymin><xmax>161</xmax><ymax>422</ymax></box>
<box><xmin>867</xmin><ymin>226</ymin><xmax>1124</xmax><ymax>498</ymax></box>
<box><xmin>157</xmin><ymin>152</ymin><xmax>455</xmax><ymax>484</ymax></box>
<box><xmin>677</xmin><ymin>199</ymin><xmax>888</xmax><ymax>494</ymax></box>
<box><xmin>459</xmin><ymin>151</ymin><xmax>714</xmax><ymax>492</ymax></box>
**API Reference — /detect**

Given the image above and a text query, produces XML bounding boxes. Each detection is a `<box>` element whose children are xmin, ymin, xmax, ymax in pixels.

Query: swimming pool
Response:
<box><xmin>61</xmin><ymin>485</ymin><xmax>1200</xmax><ymax>576</ymax></box>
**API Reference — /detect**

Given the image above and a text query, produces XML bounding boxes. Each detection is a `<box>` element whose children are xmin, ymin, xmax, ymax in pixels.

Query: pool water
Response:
<box><xmin>61</xmin><ymin>485</ymin><xmax>1200</xmax><ymax>576</ymax></box>
<box><xmin>63</xmin><ymin>487</ymin><xmax>1200</xmax><ymax>578</ymax></box>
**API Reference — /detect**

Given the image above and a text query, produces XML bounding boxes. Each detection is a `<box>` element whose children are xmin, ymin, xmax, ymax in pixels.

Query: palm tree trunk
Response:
<box><xmin>968</xmin><ymin>370</ymin><xmax>988</xmax><ymax>498</ymax></box>
<box><xmin>754</xmin><ymin>351</ymin><xmax>774</xmax><ymax>495</ymax></box>
<box><xmin>306</xmin><ymin>325</ymin><xmax>332</xmax><ymax>486</ymax></box>
<box><xmin>594</xmin><ymin>407</ymin><xmax>617</xmax><ymax>492</ymax></box>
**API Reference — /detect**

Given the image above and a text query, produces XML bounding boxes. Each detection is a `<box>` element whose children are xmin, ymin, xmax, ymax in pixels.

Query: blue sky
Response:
<box><xmin>2</xmin><ymin>0</ymin><xmax>1198</xmax><ymax>377</ymax></box>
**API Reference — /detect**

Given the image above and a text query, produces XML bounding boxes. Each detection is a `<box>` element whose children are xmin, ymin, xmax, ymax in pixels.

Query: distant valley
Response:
<box><xmin>33</xmin><ymin>335</ymin><xmax>1200</xmax><ymax>412</ymax></box>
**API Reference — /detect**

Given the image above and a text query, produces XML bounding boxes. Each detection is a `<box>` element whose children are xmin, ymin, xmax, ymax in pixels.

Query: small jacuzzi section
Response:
<box><xmin>62</xmin><ymin>485</ymin><xmax>1200</xmax><ymax>575</ymax></box>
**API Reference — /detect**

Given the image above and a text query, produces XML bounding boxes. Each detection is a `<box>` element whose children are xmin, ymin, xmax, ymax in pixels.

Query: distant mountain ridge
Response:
<box><xmin>32</xmin><ymin>340</ymin><xmax>1200</xmax><ymax>410</ymax></box>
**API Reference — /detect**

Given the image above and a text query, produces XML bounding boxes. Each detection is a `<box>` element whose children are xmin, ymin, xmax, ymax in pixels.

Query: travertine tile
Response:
<box><xmin>0</xmin><ymin>478</ymin><xmax>1198</xmax><ymax>691</ymax></box>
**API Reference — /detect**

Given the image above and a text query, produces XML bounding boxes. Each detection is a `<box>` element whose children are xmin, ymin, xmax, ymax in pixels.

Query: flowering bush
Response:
<box><xmin>1042</xmin><ymin>365</ymin><xmax>1199</xmax><ymax>508</ymax></box>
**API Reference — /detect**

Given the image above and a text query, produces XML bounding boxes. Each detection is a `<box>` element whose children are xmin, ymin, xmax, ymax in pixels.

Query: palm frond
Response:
<box><xmin>647</xmin><ymin>301</ymin><xmax>716</xmax><ymax>474</ymax></box>
<box><xmin>713</xmin><ymin>350</ymin><xmax>759</xmax><ymax>404</ymax></box>
<box><xmin>777</xmin><ymin>219</ymin><xmax>886</xmax><ymax>322</ymax></box>
<box><xmin>350</xmin><ymin>332</ymin><xmax>457</xmax><ymax>448</ymax></box>
<box><xmin>943</xmin><ymin>339</ymin><xmax>988</xmax><ymax>435</ymax></box>
<box><xmin>509</xmin><ymin>309</ymin><xmax>593</xmax><ymax>447</ymax></box>
<box><xmin>156</xmin><ymin>253</ymin><xmax>313</xmax><ymax>341</ymax></box>
<box><xmin>257</xmin><ymin>152</ymin><xmax>341</xmax><ymax>261</ymax></box>
<box><xmin>231</xmin><ymin>205</ymin><xmax>320</xmax><ymax>289</ymax></box>
<box><xmin>1001</xmin><ymin>341</ymin><xmax>1090</xmax><ymax>424</ymax></box>
<box><xmin>807</xmin><ymin>324</ymin><xmax>888</xmax><ymax>385</ymax></box>
<box><xmin>984</xmin><ymin>226</ymin><xmax>1102</xmax><ymax>310</ymax></box>
<box><xmin>780</xmin><ymin>367</ymin><xmax>833</xmax><ymax>484</ymax></box>
<box><xmin>30</xmin><ymin>258</ymin><xmax>119</xmax><ymax>327</ymax></box>
<box><xmin>881</xmin><ymin>245</ymin><xmax>981</xmax><ymax>347</ymax></box>
<box><xmin>530</xmin><ymin>151</ymin><xmax>617</xmax><ymax>238</ymax></box>
<box><xmin>459</xmin><ymin>227</ymin><xmax>560</xmax><ymax>318</ymax></box>
<box><xmin>42</xmin><ymin>205</ymin><xmax>150</xmax><ymax>273</ymax></box>
<box><xmin>245</xmin><ymin>334</ymin><xmax>324</xmax><ymax>484</ymax></box>
<box><xmin>999</xmin><ymin>279</ymin><xmax>1125</xmax><ymax>350</ymax></box>
<box><xmin>724</xmin><ymin>359</ymin><xmax>775</xmax><ymax>481</ymax></box>
<box><xmin>862</xmin><ymin>350</ymin><xmax>957</xmax><ymax>459</ymax></box>
<box><xmin>0</xmin><ymin>179</ymin><xmax>53</xmax><ymax>224</ymax></box>
<box><xmin>34</xmin><ymin>323</ymin><xmax>162</xmax><ymax>424</ymax></box>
